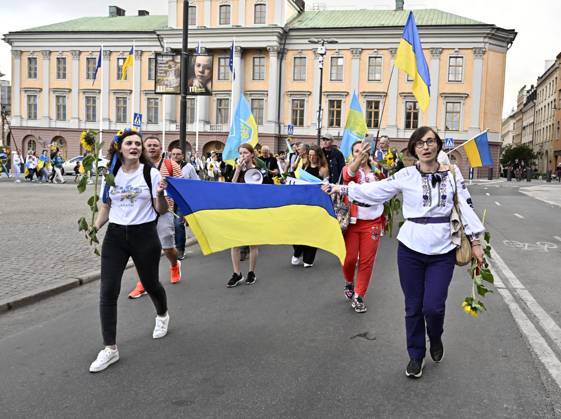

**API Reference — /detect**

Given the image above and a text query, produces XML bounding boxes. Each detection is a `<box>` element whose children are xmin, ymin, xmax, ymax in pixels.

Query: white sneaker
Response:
<box><xmin>304</xmin><ymin>263</ymin><xmax>314</xmax><ymax>268</ymax></box>
<box><xmin>153</xmin><ymin>312</ymin><xmax>170</xmax><ymax>339</ymax></box>
<box><xmin>291</xmin><ymin>256</ymin><xmax>303</xmax><ymax>266</ymax></box>
<box><xmin>89</xmin><ymin>347</ymin><xmax>119</xmax><ymax>373</ymax></box>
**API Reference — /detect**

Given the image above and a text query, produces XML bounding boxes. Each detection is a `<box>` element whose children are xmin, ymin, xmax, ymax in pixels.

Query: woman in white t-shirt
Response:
<box><xmin>89</xmin><ymin>129</ymin><xmax>170</xmax><ymax>373</ymax></box>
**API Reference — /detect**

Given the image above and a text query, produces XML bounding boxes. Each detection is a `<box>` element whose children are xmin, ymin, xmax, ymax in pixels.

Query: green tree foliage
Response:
<box><xmin>500</xmin><ymin>144</ymin><xmax>537</xmax><ymax>167</ymax></box>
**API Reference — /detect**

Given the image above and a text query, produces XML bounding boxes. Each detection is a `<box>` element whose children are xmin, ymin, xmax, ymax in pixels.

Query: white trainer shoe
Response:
<box><xmin>89</xmin><ymin>347</ymin><xmax>119</xmax><ymax>373</ymax></box>
<box><xmin>303</xmin><ymin>263</ymin><xmax>314</xmax><ymax>268</ymax></box>
<box><xmin>291</xmin><ymin>256</ymin><xmax>303</xmax><ymax>266</ymax></box>
<box><xmin>153</xmin><ymin>312</ymin><xmax>170</xmax><ymax>339</ymax></box>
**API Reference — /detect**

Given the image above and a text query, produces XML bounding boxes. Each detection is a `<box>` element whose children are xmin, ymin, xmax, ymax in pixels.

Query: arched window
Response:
<box><xmin>51</xmin><ymin>137</ymin><xmax>67</xmax><ymax>158</ymax></box>
<box><xmin>254</xmin><ymin>3</ymin><xmax>266</xmax><ymax>24</ymax></box>
<box><xmin>219</xmin><ymin>5</ymin><xmax>231</xmax><ymax>25</ymax></box>
<box><xmin>26</xmin><ymin>137</ymin><xmax>37</xmax><ymax>153</ymax></box>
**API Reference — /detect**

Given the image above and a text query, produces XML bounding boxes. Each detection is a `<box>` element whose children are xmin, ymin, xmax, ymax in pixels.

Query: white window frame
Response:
<box><xmin>218</xmin><ymin>57</ymin><xmax>230</xmax><ymax>80</ymax></box>
<box><xmin>219</xmin><ymin>4</ymin><xmax>231</xmax><ymax>25</ymax></box>
<box><xmin>441</xmin><ymin>94</ymin><xmax>468</xmax><ymax>132</ymax></box>
<box><xmin>367</xmin><ymin>56</ymin><xmax>383</xmax><ymax>82</ymax></box>
<box><xmin>55</xmin><ymin>95</ymin><xmax>67</xmax><ymax>121</ymax></box>
<box><xmin>448</xmin><ymin>56</ymin><xmax>464</xmax><ymax>83</ymax></box>
<box><xmin>254</xmin><ymin>3</ymin><xmax>267</xmax><ymax>24</ymax></box>
<box><xmin>146</xmin><ymin>97</ymin><xmax>160</xmax><ymax>125</ymax></box>
<box><xmin>27</xmin><ymin>56</ymin><xmax>38</xmax><ymax>79</ymax></box>
<box><xmin>115</xmin><ymin>96</ymin><xmax>128</xmax><ymax>123</ymax></box>
<box><xmin>330</xmin><ymin>56</ymin><xmax>344</xmax><ymax>81</ymax></box>
<box><xmin>86</xmin><ymin>57</ymin><xmax>97</xmax><ymax>80</ymax></box>
<box><xmin>216</xmin><ymin>96</ymin><xmax>231</xmax><ymax>125</ymax></box>
<box><xmin>293</xmin><ymin>56</ymin><xmax>307</xmax><ymax>81</ymax></box>
<box><xmin>250</xmin><ymin>97</ymin><xmax>265</xmax><ymax>126</ymax></box>
<box><xmin>252</xmin><ymin>56</ymin><xmax>265</xmax><ymax>80</ymax></box>
<box><xmin>85</xmin><ymin>95</ymin><xmax>97</xmax><ymax>122</ymax></box>
<box><xmin>56</xmin><ymin>56</ymin><xmax>67</xmax><ymax>80</ymax></box>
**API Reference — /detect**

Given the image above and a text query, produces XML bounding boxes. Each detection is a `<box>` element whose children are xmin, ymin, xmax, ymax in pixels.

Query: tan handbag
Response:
<box><xmin>450</xmin><ymin>166</ymin><xmax>473</xmax><ymax>266</ymax></box>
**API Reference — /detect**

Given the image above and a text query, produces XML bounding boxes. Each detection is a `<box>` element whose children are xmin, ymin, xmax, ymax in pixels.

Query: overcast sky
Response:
<box><xmin>1</xmin><ymin>0</ymin><xmax>559</xmax><ymax>117</ymax></box>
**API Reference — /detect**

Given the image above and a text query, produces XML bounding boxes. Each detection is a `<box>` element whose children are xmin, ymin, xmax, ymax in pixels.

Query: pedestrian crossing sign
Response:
<box><xmin>133</xmin><ymin>113</ymin><xmax>142</xmax><ymax>129</ymax></box>
<box><xmin>444</xmin><ymin>137</ymin><xmax>454</xmax><ymax>149</ymax></box>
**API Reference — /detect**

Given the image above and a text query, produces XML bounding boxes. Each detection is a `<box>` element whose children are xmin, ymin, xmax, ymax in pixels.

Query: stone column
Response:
<box><xmin>168</xmin><ymin>0</ymin><xmax>177</xmax><ymax>28</ymax></box>
<box><xmin>470</xmin><ymin>47</ymin><xmax>486</xmax><ymax>132</ymax></box>
<box><xmin>386</xmin><ymin>48</ymin><xmax>398</xmax><ymax>135</ymax></box>
<box><xmin>133</xmin><ymin>49</ymin><xmax>142</xmax><ymax>117</ymax></box>
<box><xmin>204</xmin><ymin>0</ymin><xmax>211</xmax><ymax>27</ymax></box>
<box><xmin>71</xmin><ymin>50</ymin><xmax>80</xmax><ymax>128</ymax></box>
<box><xmin>11</xmin><ymin>50</ymin><xmax>21</xmax><ymax>125</ymax></box>
<box><xmin>428</xmin><ymin>48</ymin><xmax>442</xmax><ymax>128</ymax></box>
<box><xmin>350</xmin><ymin>48</ymin><xmax>362</xmax><ymax>95</ymax></box>
<box><xmin>312</xmin><ymin>50</ymin><xmax>321</xmax><ymax>130</ymax></box>
<box><xmin>239</xmin><ymin>0</ymin><xmax>245</xmax><ymax>26</ymax></box>
<box><xmin>198</xmin><ymin>96</ymin><xmax>209</xmax><ymax>127</ymax></box>
<box><xmin>232</xmin><ymin>46</ymin><xmax>243</xmax><ymax>112</ymax></box>
<box><xmin>266</xmin><ymin>46</ymin><xmax>279</xmax><ymax>128</ymax></box>
<box><xmin>102</xmin><ymin>49</ymin><xmax>111</xmax><ymax>129</ymax></box>
<box><xmin>275</xmin><ymin>0</ymin><xmax>282</xmax><ymax>23</ymax></box>
<box><xmin>41</xmin><ymin>50</ymin><xmax>51</xmax><ymax>126</ymax></box>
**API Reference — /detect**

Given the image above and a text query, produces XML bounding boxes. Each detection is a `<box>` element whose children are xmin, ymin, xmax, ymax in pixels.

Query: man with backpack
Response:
<box><xmin>128</xmin><ymin>138</ymin><xmax>184</xmax><ymax>299</ymax></box>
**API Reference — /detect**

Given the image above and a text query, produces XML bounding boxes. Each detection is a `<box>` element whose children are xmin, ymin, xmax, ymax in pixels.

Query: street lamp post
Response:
<box><xmin>308</xmin><ymin>38</ymin><xmax>337</xmax><ymax>145</ymax></box>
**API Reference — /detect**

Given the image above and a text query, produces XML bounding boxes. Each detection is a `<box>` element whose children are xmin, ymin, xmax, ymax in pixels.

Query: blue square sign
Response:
<box><xmin>133</xmin><ymin>113</ymin><xmax>142</xmax><ymax>129</ymax></box>
<box><xmin>444</xmin><ymin>137</ymin><xmax>454</xmax><ymax>149</ymax></box>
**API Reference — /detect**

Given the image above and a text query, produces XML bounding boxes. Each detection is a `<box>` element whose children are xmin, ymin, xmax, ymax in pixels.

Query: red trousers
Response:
<box><xmin>342</xmin><ymin>218</ymin><xmax>383</xmax><ymax>297</ymax></box>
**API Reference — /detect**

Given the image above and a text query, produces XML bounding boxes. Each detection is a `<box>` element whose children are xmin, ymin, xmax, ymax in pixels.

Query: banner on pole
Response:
<box><xmin>154</xmin><ymin>52</ymin><xmax>181</xmax><ymax>95</ymax></box>
<box><xmin>187</xmin><ymin>53</ymin><xmax>213</xmax><ymax>96</ymax></box>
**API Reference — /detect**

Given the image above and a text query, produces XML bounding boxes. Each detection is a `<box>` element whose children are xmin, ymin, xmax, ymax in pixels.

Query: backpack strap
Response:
<box><xmin>143</xmin><ymin>163</ymin><xmax>159</xmax><ymax>220</ymax></box>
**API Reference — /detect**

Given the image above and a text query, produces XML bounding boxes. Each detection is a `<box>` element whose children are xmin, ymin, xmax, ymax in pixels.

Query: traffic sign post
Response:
<box><xmin>287</xmin><ymin>123</ymin><xmax>294</xmax><ymax>136</ymax></box>
<box><xmin>133</xmin><ymin>113</ymin><xmax>143</xmax><ymax>129</ymax></box>
<box><xmin>444</xmin><ymin>137</ymin><xmax>454</xmax><ymax>150</ymax></box>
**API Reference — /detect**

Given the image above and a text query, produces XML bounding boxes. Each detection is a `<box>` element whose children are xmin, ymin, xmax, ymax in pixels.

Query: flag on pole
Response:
<box><xmin>463</xmin><ymin>131</ymin><xmax>493</xmax><ymax>168</ymax></box>
<box><xmin>120</xmin><ymin>46</ymin><xmax>134</xmax><ymax>81</ymax></box>
<box><xmin>229</xmin><ymin>40</ymin><xmax>236</xmax><ymax>80</ymax></box>
<box><xmin>395</xmin><ymin>12</ymin><xmax>431</xmax><ymax>112</ymax></box>
<box><xmin>340</xmin><ymin>92</ymin><xmax>368</xmax><ymax>161</ymax></box>
<box><xmin>223</xmin><ymin>95</ymin><xmax>258</xmax><ymax>165</ymax></box>
<box><xmin>294</xmin><ymin>168</ymin><xmax>323</xmax><ymax>184</ymax></box>
<box><xmin>285</xmin><ymin>137</ymin><xmax>293</xmax><ymax>153</ymax></box>
<box><xmin>165</xmin><ymin>178</ymin><xmax>346</xmax><ymax>264</ymax></box>
<box><xmin>92</xmin><ymin>47</ymin><xmax>102</xmax><ymax>86</ymax></box>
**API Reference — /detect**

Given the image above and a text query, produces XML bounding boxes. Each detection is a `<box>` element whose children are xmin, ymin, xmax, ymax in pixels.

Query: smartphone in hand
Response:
<box><xmin>363</xmin><ymin>135</ymin><xmax>376</xmax><ymax>155</ymax></box>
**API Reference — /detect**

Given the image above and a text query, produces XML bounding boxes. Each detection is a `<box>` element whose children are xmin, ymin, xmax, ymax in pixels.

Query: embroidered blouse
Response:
<box><xmin>344</xmin><ymin>165</ymin><xmax>485</xmax><ymax>255</ymax></box>
<box><xmin>342</xmin><ymin>166</ymin><xmax>385</xmax><ymax>223</ymax></box>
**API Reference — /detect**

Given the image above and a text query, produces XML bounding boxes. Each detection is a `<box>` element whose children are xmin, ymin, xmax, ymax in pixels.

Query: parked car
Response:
<box><xmin>62</xmin><ymin>155</ymin><xmax>109</xmax><ymax>176</ymax></box>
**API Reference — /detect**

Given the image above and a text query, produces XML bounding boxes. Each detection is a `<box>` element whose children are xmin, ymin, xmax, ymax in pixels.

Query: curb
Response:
<box><xmin>0</xmin><ymin>237</ymin><xmax>198</xmax><ymax>314</ymax></box>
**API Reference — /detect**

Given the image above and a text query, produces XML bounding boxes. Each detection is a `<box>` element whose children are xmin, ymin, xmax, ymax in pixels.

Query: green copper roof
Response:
<box><xmin>21</xmin><ymin>15</ymin><xmax>168</xmax><ymax>32</ymax></box>
<box><xmin>288</xmin><ymin>9</ymin><xmax>486</xmax><ymax>29</ymax></box>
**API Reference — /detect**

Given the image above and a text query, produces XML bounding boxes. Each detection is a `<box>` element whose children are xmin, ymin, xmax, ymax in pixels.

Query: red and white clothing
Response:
<box><xmin>341</xmin><ymin>166</ymin><xmax>386</xmax><ymax>297</ymax></box>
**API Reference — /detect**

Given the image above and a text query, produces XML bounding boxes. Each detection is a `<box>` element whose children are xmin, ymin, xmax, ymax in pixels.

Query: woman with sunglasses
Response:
<box><xmin>323</xmin><ymin>126</ymin><xmax>485</xmax><ymax>379</ymax></box>
<box><xmin>89</xmin><ymin>129</ymin><xmax>170</xmax><ymax>373</ymax></box>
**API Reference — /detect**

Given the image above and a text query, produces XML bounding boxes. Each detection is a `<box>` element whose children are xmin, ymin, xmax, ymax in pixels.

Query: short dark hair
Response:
<box><xmin>407</xmin><ymin>126</ymin><xmax>442</xmax><ymax>159</ymax></box>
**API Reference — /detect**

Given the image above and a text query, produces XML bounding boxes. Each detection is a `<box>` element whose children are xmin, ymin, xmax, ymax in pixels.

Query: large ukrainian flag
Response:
<box><xmin>166</xmin><ymin>178</ymin><xmax>346</xmax><ymax>264</ymax></box>
<box><xmin>463</xmin><ymin>131</ymin><xmax>493</xmax><ymax>168</ymax></box>
<box><xmin>395</xmin><ymin>12</ymin><xmax>431</xmax><ymax>112</ymax></box>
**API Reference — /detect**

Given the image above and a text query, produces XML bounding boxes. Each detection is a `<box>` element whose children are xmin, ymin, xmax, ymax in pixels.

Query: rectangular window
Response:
<box><xmin>27</xmin><ymin>57</ymin><xmax>38</xmax><ymax>79</ymax></box>
<box><xmin>254</xmin><ymin>4</ymin><xmax>266</xmax><ymax>24</ymax></box>
<box><xmin>86</xmin><ymin>57</ymin><xmax>97</xmax><ymax>80</ymax></box>
<box><xmin>251</xmin><ymin>98</ymin><xmax>264</xmax><ymax>125</ymax></box>
<box><xmin>117</xmin><ymin>57</ymin><xmax>126</xmax><ymax>80</ymax></box>
<box><xmin>148</xmin><ymin>58</ymin><xmax>155</xmax><ymax>81</ymax></box>
<box><xmin>291</xmin><ymin>99</ymin><xmax>305</xmax><ymax>127</ymax></box>
<box><xmin>330</xmin><ymin>57</ymin><xmax>343</xmax><ymax>81</ymax></box>
<box><xmin>367</xmin><ymin>57</ymin><xmax>382</xmax><ymax>81</ymax></box>
<box><xmin>187</xmin><ymin>97</ymin><xmax>195</xmax><ymax>124</ymax></box>
<box><xmin>445</xmin><ymin>101</ymin><xmax>461</xmax><ymax>131</ymax></box>
<box><xmin>293</xmin><ymin>57</ymin><xmax>306</xmax><ymax>81</ymax></box>
<box><xmin>253</xmin><ymin>56</ymin><xmax>265</xmax><ymax>80</ymax></box>
<box><xmin>56</xmin><ymin>95</ymin><xmax>67</xmax><ymax>121</ymax></box>
<box><xmin>328</xmin><ymin>99</ymin><xmax>342</xmax><ymax>127</ymax></box>
<box><xmin>56</xmin><ymin>57</ymin><xmax>67</xmax><ymax>79</ymax></box>
<box><xmin>218</xmin><ymin>57</ymin><xmax>230</xmax><ymax>80</ymax></box>
<box><xmin>219</xmin><ymin>5</ymin><xmax>231</xmax><ymax>25</ymax></box>
<box><xmin>365</xmin><ymin>100</ymin><xmax>381</xmax><ymax>129</ymax></box>
<box><xmin>27</xmin><ymin>95</ymin><xmax>37</xmax><ymax>120</ymax></box>
<box><xmin>116</xmin><ymin>97</ymin><xmax>128</xmax><ymax>123</ymax></box>
<box><xmin>85</xmin><ymin>96</ymin><xmax>97</xmax><ymax>122</ymax></box>
<box><xmin>405</xmin><ymin>101</ymin><xmax>419</xmax><ymax>129</ymax></box>
<box><xmin>216</xmin><ymin>98</ymin><xmax>230</xmax><ymax>125</ymax></box>
<box><xmin>147</xmin><ymin>98</ymin><xmax>159</xmax><ymax>124</ymax></box>
<box><xmin>448</xmin><ymin>56</ymin><xmax>464</xmax><ymax>82</ymax></box>
<box><xmin>188</xmin><ymin>6</ymin><xmax>197</xmax><ymax>25</ymax></box>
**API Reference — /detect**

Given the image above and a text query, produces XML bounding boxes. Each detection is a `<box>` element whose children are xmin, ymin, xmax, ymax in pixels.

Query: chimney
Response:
<box><xmin>395</xmin><ymin>0</ymin><xmax>404</xmax><ymax>11</ymax></box>
<box><xmin>138</xmin><ymin>10</ymin><xmax>149</xmax><ymax>16</ymax></box>
<box><xmin>108</xmin><ymin>6</ymin><xmax>126</xmax><ymax>17</ymax></box>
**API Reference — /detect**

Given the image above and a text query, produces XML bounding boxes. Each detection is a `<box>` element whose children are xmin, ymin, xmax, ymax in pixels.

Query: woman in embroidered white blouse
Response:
<box><xmin>323</xmin><ymin>126</ymin><xmax>485</xmax><ymax>379</ymax></box>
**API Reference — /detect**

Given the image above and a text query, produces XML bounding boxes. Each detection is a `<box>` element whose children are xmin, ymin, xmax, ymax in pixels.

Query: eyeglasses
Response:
<box><xmin>414</xmin><ymin>138</ymin><xmax>437</xmax><ymax>149</ymax></box>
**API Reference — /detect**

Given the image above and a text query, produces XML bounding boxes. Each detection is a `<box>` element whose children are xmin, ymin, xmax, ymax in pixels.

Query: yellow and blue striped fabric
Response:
<box><xmin>340</xmin><ymin>92</ymin><xmax>368</xmax><ymax>161</ymax></box>
<box><xmin>395</xmin><ymin>12</ymin><xmax>431</xmax><ymax>112</ymax></box>
<box><xmin>463</xmin><ymin>131</ymin><xmax>493</xmax><ymax>168</ymax></box>
<box><xmin>166</xmin><ymin>178</ymin><xmax>346</xmax><ymax>264</ymax></box>
<box><xmin>120</xmin><ymin>46</ymin><xmax>134</xmax><ymax>81</ymax></box>
<box><xmin>222</xmin><ymin>95</ymin><xmax>259</xmax><ymax>166</ymax></box>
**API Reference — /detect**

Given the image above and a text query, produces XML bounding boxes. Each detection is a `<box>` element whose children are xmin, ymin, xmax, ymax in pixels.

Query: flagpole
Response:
<box><xmin>131</xmin><ymin>40</ymin><xmax>136</xmax><ymax>126</ymax></box>
<box><xmin>374</xmin><ymin>63</ymin><xmax>396</xmax><ymax>149</ymax></box>
<box><xmin>446</xmin><ymin>129</ymin><xmax>489</xmax><ymax>155</ymax></box>
<box><xmin>230</xmin><ymin>38</ymin><xmax>235</xmax><ymax>130</ymax></box>
<box><xmin>162</xmin><ymin>40</ymin><xmax>166</xmax><ymax>153</ymax></box>
<box><xmin>195</xmin><ymin>96</ymin><xmax>200</xmax><ymax>152</ymax></box>
<box><xmin>99</xmin><ymin>42</ymin><xmax>103</xmax><ymax>149</ymax></box>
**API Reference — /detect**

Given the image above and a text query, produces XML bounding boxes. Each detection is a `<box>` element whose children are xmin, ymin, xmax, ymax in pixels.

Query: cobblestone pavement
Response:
<box><xmin>0</xmin><ymin>179</ymin><xmax>109</xmax><ymax>302</ymax></box>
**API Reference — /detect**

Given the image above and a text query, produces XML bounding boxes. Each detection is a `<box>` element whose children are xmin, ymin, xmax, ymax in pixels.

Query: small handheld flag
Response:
<box><xmin>120</xmin><ymin>46</ymin><xmax>134</xmax><ymax>81</ymax></box>
<box><xmin>340</xmin><ymin>92</ymin><xmax>368</xmax><ymax>161</ymax></box>
<box><xmin>223</xmin><ymin>95</ymin><xmax>258</xmax><ymax>165</ymax></box>
<box><xmin>463</xmin><ymin>131</ymin><xmax>492</xmax><ymax>168</ymax></box>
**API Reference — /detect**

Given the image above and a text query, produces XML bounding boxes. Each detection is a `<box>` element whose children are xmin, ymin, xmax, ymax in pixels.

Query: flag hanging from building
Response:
<box><xmin>165</xmin><ymin>178</ymin><xmax>346</xmax><ymax>264</ymax></box>
<box><xmin>223</xmin><ymin>95</ymin><xmax>258</xmax><ymax>165</ymax></box>
<box><xmin>395</xmin><ymin>12</ymin><xmax>431</xmax><ymax>112</ymax></box>
<box><xmin>463</xmin><ymin>131</ymin><xmax>493</xmax><ymax>168</ymax></box>
<box><xmin>92</xmin><ymin>47</ymin><xmax>102</xmax><ymax>86</ymax></box>
<box><xmin>229</xmin><ymin>40</ymin><xmax>236</xmax><ymax>80</ymax></box>
<box><xmin>120</xmin><ymin>46</ymin><xmax>134</xmax><ymax>81</ymax></box>
<box><xmin>340</xmin><ymin>92</ymin><xmax>368</xmax><ymax>161</ymax></box>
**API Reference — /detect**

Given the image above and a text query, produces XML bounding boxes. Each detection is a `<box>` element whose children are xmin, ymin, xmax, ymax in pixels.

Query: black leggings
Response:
<box><xmin>100</xmin><ymin>221</ymin><xmax>167</xmax><ymax>346</ymax></box>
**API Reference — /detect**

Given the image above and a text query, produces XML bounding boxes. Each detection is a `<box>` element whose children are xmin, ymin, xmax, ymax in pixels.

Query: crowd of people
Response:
<box><xmin>0</xmin><ymin>147</ymin><xmax>68</xmax><ymax>183</ymax></box>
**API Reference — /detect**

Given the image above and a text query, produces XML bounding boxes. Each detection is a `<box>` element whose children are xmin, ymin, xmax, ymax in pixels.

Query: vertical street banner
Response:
<box><xmin>187</xmin><ymin>53</ymin><xmax>213</xmax><ymax>96</ymax></box>
<box><xmin>154</xmin><ymin>52</ymin><xmax>181</xmax><ymax>95</ymax></box>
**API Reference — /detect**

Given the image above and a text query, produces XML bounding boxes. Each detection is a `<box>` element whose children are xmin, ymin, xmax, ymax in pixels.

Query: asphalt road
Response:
<box><xmin>1</xmin><ymin>225</ymin><xmax>560</xmax><ymax>418</ymax></box>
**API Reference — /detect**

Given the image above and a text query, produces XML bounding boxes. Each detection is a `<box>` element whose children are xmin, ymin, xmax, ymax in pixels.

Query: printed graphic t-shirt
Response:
<box><xmin>106</xmin><ymin>164</ymin><xmax>161</xmax><ymax>225</ymax></box>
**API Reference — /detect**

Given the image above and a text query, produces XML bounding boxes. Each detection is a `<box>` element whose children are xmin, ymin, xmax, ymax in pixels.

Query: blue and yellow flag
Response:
<box><xmin>463</xmin><ymin>131</ymin><xmax>492</xmax><ymax>168</ymax></box>
<box><xmin>340</xmin><ymin>92</ymin><xmax>368</xmax><ymax>161</ymax></box>
<box><xmin>166</xmin><ymin>178</ymin><xmax>346</xmax><ymax>264</ymax></box>
<box><xmin>294</xmin><ymin>168</ymin><xmax>322</xmax><ymax>184</ymax></box>
<box><xmin>395</xmin><ymin>12</ymin><xmax>430</xmax><ymax>112</ymax></box>
<box><xmin>120</xmin><ymin>46</ymin><xmax>134</xmax><ymax>81</ymax></box>
<box><xmin>223</xmin><ymin>95</ymin><xmax>259</xmax><ymax>165</ymax></box>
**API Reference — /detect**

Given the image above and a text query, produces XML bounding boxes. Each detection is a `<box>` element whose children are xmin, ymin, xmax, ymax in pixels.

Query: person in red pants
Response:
<box><xmin>341</xmin><ymin>141</ymin><xmax>386</xmax><ymax>313</ymax></box>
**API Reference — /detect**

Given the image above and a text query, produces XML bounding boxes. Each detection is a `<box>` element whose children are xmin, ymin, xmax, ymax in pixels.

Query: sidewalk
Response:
<box><xmin>519</xmin><ymin>183</ymin><xmax>561</xmax><ymax>208</ymax></box>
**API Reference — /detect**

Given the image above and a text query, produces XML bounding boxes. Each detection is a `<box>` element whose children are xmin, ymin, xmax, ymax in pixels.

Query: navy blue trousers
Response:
<box><xmin>397</xmin><ymin>242</ymin><xmax>456</xmax><ymax>360</ymax></box>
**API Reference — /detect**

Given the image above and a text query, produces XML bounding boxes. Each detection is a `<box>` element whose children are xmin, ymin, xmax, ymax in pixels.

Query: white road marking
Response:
<box><xmin>554</xmin><ymin>236</ymin><xmax>561</xmax><ymax>243</ymax></box>
<box><xmin>484</xmin><ymin>187</ymin><xmax>489</xmax><ymax>190</ymax></box>
<box><xmin>485</xmin><ymin>192</ymin><xmax>490</xmax><ymax>196</ymax></box>
<box><xmin>514</xmin><ymin>213</ymin><xmax>524</xmax><ymax>219</ymax></box>
<box><xmin>495</xmin><ymin>201</ymin><xmax>501</xmax><ymax>206</ymax></box>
